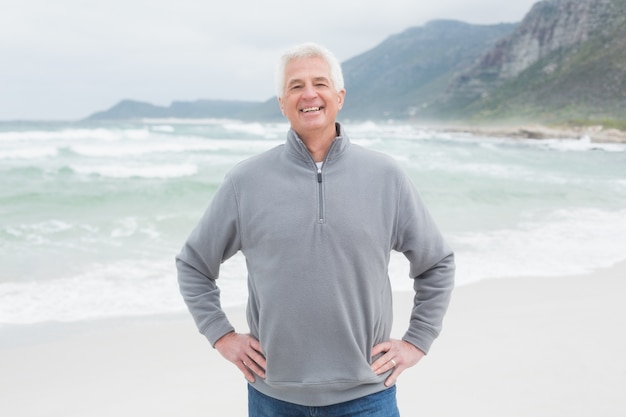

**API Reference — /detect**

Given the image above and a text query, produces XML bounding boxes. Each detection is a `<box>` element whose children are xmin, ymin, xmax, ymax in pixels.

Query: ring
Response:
<box><xmin>391</xmin><ymin>359</ymin><xmax>397</xmax><ymax>367</ymax></box>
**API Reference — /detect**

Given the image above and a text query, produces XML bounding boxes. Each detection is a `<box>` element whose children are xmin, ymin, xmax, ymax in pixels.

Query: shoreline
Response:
<box><xmin>1</xmin><ymin>262</ymin><xmax>625</xmax><ymax>416</ymax></box>
<box><xmin>430</xmin><ymin>122</ymin><xmax>626</xmax><ymax>143</ymax></box>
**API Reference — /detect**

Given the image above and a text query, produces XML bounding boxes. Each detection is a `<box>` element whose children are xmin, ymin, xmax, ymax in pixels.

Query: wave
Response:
<box><xmin>0</xmin><ymin>127</ymin><xmax>151</xmax><ymax>142</ymax></box>
<box><xmin>0</xmin><ymin>139</ymin><xmax>280</xmax><ymax>162</ymax></box>
<box><xmin>0</xmin><ymin>259</ymin><xmax>184</xmax><ymax>325</ymax></box>
<box><xmin>66</xmin><ymin>138</ymin><xmax>280</xmax><ymax>158</ymax></box>
<box><xmin>69</xmin><ymin>163</ymin><xmax>199</xmax><ymax>179</ymax></box>
<box><xmin>448</xmin><ymin>207</ymin><xmax>626</xmax><ymax>285</ymax></box>
<box><xmin>150</xmin><ymin>125</ymin><xmax>175</xmax><ymax>133</ymax></box>
<box><xmin>222</xmin><ymin>121</ymin><xmax>289</xmax><ymax>139</ymax></box>
<box><xmin>5</xmin><ymin>219</ymin><xmax>74</xmax><ymax>240</ymax></box>
<box><xmin>0</xmin><ymin>255</ymin><xmax>249</xmax><ymax>325</ymax></box>
<box><xmin>3</xmin><ymin>207</ymin><xmax>625</xmax><ymax>326</ymax></box>
<box><xmin>2</xmin><ymin>120</ymin><xmax>625</xmax><ymax>327</ymax></box>
<box><xmin>3</xmin><ymin>216</ymin><xmax>167</xmax><ymax>251</ymax></box>
<box><xmin>0</xmin><ymin>147</ymin><xmax>58</xmax><ymax>160</ymax></box>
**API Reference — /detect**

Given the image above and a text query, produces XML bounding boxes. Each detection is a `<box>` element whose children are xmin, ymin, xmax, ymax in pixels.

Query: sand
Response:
<box><xmin>1</xmin><ymin>262</ymin><xmax>625</xmax><ymax>416</ymax></box>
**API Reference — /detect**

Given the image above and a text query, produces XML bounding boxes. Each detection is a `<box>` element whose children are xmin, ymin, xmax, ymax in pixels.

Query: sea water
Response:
<box><xmin>1</xmin><ymin>119</ymin><xmax>625</xmax><ymax>326</ymax></box>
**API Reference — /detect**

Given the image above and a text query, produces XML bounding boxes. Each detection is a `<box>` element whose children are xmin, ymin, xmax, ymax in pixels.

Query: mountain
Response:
<box><xmin>86</xmin><ymin>100</ymin><xmax>169</xmax><ymax>120</ymax></box>
<box><xmin>86</xmin><ymin>0</ymin><xmax>626</xmax><ymax>125</ymax></box>
<box><xmin>86</xmin><ymin>99</ymin><xmax>262</xmax><ymax>121</ymax></box>
<box><xmin>433</xmin><ymin>0</ymin><xmax>626</xmax><ymax>123</ymax></box>
<box><xmin>85</xmin><ymin>20</ymin><xmax>516</xmax><ymax>122</ymax></box>
<box><xmin>235</xmin><ymin>20</ymin><xmax>516</xmax><ymax>121</ymax></box>
<box><xmin>339</xmin><ymin>20</ymin><xmax>516</xmax><ymax>120</ymax></box>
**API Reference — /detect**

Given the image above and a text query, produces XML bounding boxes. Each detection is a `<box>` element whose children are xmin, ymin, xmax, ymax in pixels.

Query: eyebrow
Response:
<box><xmin>287</xmin><ymin>76</ymin><xmax>331</xmax><ymax>88</ymax></box>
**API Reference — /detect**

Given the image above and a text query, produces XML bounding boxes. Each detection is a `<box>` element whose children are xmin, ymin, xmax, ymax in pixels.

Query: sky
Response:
<box><xmin>1</xmin><ymin>0</ymin><xmax>540</xmax><ymax>120</ymax></box>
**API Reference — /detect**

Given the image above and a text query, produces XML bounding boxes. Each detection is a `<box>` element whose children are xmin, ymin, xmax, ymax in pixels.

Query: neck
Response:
<box><xmin>298</xmin><ymin>123</ymin><xmax>338</xmax><ymax>162</ymax></box>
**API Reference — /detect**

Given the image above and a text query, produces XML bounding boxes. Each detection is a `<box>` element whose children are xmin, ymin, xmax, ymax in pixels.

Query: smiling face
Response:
<box><xmin>278</xmin><ymin>55</ymin><xmax>346</xmax><ymax>142</ymax></box>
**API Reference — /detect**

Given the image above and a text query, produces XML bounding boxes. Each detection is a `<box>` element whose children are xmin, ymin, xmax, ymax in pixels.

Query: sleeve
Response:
<box><xmin>393</xmin><ymin>172</ymin><xmax>455</xmax><ymax>354</ymax></box>
<box><xmin>175</xmin><ymin>174</ymin><xmax>242</xmax><ymax>346</ymax></box>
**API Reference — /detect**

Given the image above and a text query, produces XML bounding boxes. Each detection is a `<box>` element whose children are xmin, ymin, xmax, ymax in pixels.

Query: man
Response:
<box><xmin>176</xmin><ymin>42</ymin><xmax>455</xmax><ymax>416</ymax></box>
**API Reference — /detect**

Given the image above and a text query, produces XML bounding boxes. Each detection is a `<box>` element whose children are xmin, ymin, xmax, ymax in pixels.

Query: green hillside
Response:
<box><xmin>339</xmin><ymin>20</ymin><xmax>516</xmax><ymax>120</ymax></box>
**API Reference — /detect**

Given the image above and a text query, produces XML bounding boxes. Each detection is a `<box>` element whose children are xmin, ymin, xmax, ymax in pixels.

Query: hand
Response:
<box><xmin>214</xmin><ymin>332</ymin><xmax>266</xmax><ymax>382</ymax></box>
<box><xmin>371</xmin><ymin>339</ymin><xmax>425</xmax><ymax>387</ymax></box>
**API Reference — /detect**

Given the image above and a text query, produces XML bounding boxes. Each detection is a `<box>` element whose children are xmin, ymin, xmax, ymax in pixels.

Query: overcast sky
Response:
<box><xmin>1</xmin><ymin>0</ymin><xmax>540</xmax><ymax>120</ymax></box>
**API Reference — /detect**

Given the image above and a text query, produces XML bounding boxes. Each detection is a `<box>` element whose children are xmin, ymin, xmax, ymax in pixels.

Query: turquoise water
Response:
<box><xmin>1</xmin><ymin>119</ymin><xmax>625</xmax><ymax>325</ymax></box>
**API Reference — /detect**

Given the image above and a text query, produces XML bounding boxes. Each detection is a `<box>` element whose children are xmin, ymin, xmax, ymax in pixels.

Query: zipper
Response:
<box><xmin>316</xmin><ymin>166</ymin><xmax>324</xmax><ymax>223</ymax></box>
<box><xmin>297</xmin><ymin>138</ymin><xmax>338</xmax><ymax>224</ymax></box>
<box><xmin>315</xmin><ymin>139</ymin><xmax>339</xmax><ymax>223</ymax></box>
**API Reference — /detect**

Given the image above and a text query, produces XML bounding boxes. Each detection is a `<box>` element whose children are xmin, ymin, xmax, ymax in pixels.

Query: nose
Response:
<box><xmin>302</xmin><ymin>83</ymin><xmax>318</xmax><ymax>99</ymax></box>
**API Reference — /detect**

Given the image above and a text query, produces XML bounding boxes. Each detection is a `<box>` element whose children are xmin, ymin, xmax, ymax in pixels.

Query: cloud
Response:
<box><xmin>0</xmin><ymin>0</ymin><xmax>539</xmax><ymax>119</ymax></box>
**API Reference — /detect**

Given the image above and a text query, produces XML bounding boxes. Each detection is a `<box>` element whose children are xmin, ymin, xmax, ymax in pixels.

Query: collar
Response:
<box><xmin>284</xmin><ymin>122</ymin><xmax>351</xmax><ymax>165</ymax></box>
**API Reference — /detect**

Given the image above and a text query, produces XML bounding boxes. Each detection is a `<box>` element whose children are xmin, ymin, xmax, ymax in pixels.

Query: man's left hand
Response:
<box><xmin>371</xmin><ymin>339</ymin><xmax>425</xmax><ymax>387</ymax></box>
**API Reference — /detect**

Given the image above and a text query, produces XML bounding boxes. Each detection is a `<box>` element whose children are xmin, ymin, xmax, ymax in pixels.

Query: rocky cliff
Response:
<box><xmin>485</xmin><ymin>0</ymin><xmax>616</xmax><ymax>79</ymax></box>
<box><xmin>437</xmin><ymin>0</ymin><xmax>626</xmax><ymax>121</ymax></box>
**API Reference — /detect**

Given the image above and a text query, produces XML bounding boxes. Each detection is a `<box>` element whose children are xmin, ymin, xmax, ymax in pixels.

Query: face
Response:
<box><xmin>278</xmin><ymin>56</ymin><xmax>346</xmax><ymax>140</ymax></box>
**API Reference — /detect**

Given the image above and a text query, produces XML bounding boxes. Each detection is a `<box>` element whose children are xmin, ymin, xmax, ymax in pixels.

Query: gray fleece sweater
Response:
<box><xmin>176</xmin><ymin>123</ymin><xmax>455</xmax><ymax>406</ymax></box>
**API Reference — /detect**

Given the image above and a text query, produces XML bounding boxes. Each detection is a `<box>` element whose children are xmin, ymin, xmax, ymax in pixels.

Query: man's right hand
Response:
<box><xmin>214</xmin><ymin>332</ymin><xmax>266</xmax><ymax>382</ymax></box>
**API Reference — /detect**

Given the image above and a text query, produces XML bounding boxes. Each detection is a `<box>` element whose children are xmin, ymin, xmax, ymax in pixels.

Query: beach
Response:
<box><xmin>2</xmin><ymin>119</ymin><xmax>625</xmax><ymax>415</ymax></box>
<box><xmin>2</xmin><ymin>261</ymin><xmax>624</xmax><ymax>416</ymax></box>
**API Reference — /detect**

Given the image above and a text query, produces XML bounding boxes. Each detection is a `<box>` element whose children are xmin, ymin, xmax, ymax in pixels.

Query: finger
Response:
<box><xmin>249</xmin><ymin>337</ymin><xmax>264</xmax><ymax>354</ymax></box>
<box><xmin>372</xmin><ymin>354</ymin><xmax>398</xmax><ymax>375</ymax></box>
<box><xmin>244</xmin><ymin>356</ymin><xmax>266</xmax><ymax>379</ymax></box>
<box><xmin>246</xmin><ymin>347</ymin><xmax>267</xmax><ymax>371</ymax></box>
<box><xmin>370</xmin><ymin>341</ymin><xmax>393</xmax><ymax>372</ymax></box>
<box><xmin>245</xmin><ymin>335</ymin><xmax>266</xmax><ymax>367</ymax></box>
<box><xmin>238</xmin><ymin>360</ymin><xmax>256</xmax><ymax>383</ymax></box>
<box><xmin>385</xmin><ymin>368</ymin><xmax>401</xmax><ymax>387</ymax></box>
<box><xmin>371</xmin><ymin>350</ymin><xmax>394</xmax><ymax>372</ymax></box>
<box><xmin>371</xmin><ymin>341</ymin><xmax>391</xmax><ymax>357</ymax></box>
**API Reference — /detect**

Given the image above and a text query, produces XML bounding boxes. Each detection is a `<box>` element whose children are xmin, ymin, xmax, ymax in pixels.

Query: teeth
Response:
<box><xmin>302</xmin><ymin>107</ymin><xmax>320</xmax><ymax>113</ymax></box>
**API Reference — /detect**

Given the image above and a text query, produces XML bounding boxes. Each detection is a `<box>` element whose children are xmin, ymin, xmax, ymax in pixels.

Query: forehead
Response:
<box><xmin>284</xmin><ymin>56</ymin><xmax>331</xmax><ymax>81</ymax></box>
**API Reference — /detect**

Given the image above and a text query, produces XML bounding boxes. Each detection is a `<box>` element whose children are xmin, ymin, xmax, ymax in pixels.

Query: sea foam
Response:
<box><xmin>449</xmin><ymin>207</ymin><xmax>626</xmax><ymax>284</ymax></box>
<box><xmin>70</xmin><ymin>163</ymin><xmax>199</xmax><ymax>179</ymax></box>
<box><xmin>0</xmin><ymin>260</ymin><xmax>184</xmax><ymax>325</ymax></box>
<box><xmin>0</xmin><ymin>253</ymin><xmax>251</xmax><ymax>325</ymax></box>
<box><xmin>2</xmin><ymin>120</ymin><xmax>625</xmax><ymax>327</ymax></box>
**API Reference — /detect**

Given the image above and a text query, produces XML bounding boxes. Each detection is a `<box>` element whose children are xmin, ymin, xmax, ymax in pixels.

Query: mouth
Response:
<box><xmin>300</xmin><ymin>106</ymin><xmax>323</xmax><ymax>113</ymax></box>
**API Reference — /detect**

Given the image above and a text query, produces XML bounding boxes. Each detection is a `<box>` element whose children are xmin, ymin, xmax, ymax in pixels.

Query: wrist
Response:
<box><xmin>214</xmin><ymin>331</ymin><xmax>236</xmax><ymax>349</ymax></box>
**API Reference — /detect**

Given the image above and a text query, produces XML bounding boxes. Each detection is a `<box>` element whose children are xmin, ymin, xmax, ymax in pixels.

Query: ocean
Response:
<box><xmin>1</xmin><ymin>119</ymin><xmax>625</xmax><ymax>327</ymax></box>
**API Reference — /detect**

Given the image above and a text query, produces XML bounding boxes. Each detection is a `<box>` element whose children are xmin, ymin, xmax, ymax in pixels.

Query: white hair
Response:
<box><xmin>275</xmin><ymin>42</ymin><xmax>345</xmax><ymax>98</ymax></box>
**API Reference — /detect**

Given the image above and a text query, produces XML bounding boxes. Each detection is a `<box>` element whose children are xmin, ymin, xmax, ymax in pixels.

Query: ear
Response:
<box><xmin>278</xmin><ymin>97</ymin><xmax>286</xmax><ymax>116</ymax></box>
<box><xmin>337</xmin><ymin>89</ymin><xmax>346</xmax><ymax>110</ymax></box>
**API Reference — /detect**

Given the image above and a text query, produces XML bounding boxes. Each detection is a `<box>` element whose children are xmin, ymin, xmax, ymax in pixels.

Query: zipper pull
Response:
<box><xmin>317</xmin><ymin>168</ymin><xmax>322</xmax><ymax>183</ymax></box>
